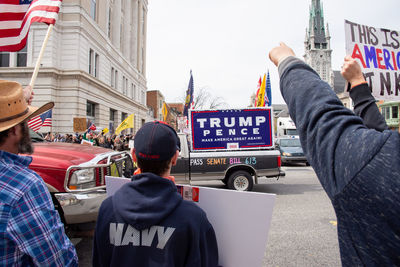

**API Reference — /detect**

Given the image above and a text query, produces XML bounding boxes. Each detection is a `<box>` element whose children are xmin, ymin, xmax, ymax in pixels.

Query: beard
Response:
<box><xmin>18</xmin><ymin>122</ymin><xmax>34</xmax><ymax>154</ymax></box>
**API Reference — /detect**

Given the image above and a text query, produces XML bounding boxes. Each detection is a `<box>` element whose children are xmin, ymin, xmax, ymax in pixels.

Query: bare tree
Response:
<box><xmin>182</xmin><ymin>87</ymin><xmax>227</xmax><ymax>110</ymax></box>
<box><xmin>249</xmin><ymin>92</ymin><xmax>257</xmax><ymax>107</ymax></box>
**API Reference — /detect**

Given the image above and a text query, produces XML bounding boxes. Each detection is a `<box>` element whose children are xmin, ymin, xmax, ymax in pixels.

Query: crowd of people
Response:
<box><xmin>0</xmin><ymin>40</ymin><xmax>399</xmax><ymax>266</ymax></box>
<box><xmin>40</xmin><ymin>131</ymin><xmax>133</xmax><ymax>151</ymax></box>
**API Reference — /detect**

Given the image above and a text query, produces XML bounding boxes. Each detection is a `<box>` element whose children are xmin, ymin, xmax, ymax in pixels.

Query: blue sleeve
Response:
<box><xmin>278</xmin><ymin>57</ymin><xmax>391</xmax><ymax>198</ymax></box>
<box><xmin>8</xmin><ymin>177</ymin><xmax>78</xmax><ymax>266</ymax></box>
<box><xmin>350</xmin><ymin>83</ymin><xmax>389</xmax><ymax>132</ymax></box>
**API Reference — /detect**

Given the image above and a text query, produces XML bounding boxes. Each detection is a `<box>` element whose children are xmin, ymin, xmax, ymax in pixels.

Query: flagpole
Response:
<box><xmin>29</xmin><ymin>24</ymin><xmax>54</xmax><ymax>88</ymax></box>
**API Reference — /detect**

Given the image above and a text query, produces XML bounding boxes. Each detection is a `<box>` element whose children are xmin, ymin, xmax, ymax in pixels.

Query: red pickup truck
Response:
<box><xmin>28</xmin><ymin>131</ymin><xmax>134</xmax><ymax>227</ymax></box>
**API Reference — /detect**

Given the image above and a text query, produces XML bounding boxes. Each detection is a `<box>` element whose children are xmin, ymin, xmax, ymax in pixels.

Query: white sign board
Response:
<box><xmin>345</xmin><ymin>20</ymin><xmax>400</xmax><ymax>100</ymax></box>
<box><xmin>105</xmin><ymin>176</ymin><xmax>276</xmax><ymax>267</ymax></box>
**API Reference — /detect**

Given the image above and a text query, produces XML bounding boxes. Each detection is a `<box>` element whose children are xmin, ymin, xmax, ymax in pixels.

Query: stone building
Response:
<box><xmin>0</xmin><ymin>0</ymin><xmax>150</xmax><ymax>134</ymax></box>
<box><xmin>304</xmin><ymin>0</ymin><xmax>334</xmax><ymax>88</ymax></box>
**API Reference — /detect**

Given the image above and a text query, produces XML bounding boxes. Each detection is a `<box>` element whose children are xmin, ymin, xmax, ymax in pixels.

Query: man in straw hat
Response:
<box><xmin>0</xmin><ymin>80</ymin><xmax>78</xmax><ymax>266</ymax></box>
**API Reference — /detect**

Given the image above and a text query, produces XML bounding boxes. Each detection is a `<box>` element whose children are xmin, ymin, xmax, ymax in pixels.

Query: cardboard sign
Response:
<box><xmin>345</xmin><ymin>20</ymin><xmax>400</xmax><ymax>100</ymax></box>
<box><xmin>190</xmin><ymin>108</ymin><xmax>274</xmax><ymax>151</ymax></box>
<box><xmin>73</xmin><ymin>117</ymin><xmax>87</xmax><ymax>132</ymax></box>
<box><xmin>105</xmin><ymin>176</ymin><xmax>276</xmax><ymax>267</ymax></box>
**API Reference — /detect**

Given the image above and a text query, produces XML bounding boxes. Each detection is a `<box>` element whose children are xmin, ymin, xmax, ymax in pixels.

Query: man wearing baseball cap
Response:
<box><xmin>93</xmin><ymin>121</ymin><xmax>219</xmax><ymax>267</ymax></box>
<box><xmin>0</xmin><ymin>80</ymin><xmax>78</xmax><ymax>266</ymax></box>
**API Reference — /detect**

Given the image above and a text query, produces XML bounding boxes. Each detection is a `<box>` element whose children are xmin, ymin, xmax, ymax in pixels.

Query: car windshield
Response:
<box><xmin>286</xmin><ymin>129</ymin><xmax>298</xmax><ymax>135</ymax></box>
<box><xmin>29</xmin><ymin>129</ymin><xmax>45</xmax><ymax>143</ymax></box>
<box><xmin>280</xmin><ymin>138</ymin><xmax>301</xmax><ymax>147</ymax></box>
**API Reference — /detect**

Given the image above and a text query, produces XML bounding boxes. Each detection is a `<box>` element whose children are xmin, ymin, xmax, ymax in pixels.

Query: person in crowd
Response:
<box><xmin>113</xmin><ymin>135</ymin><xmax>124</xmax><ymax>151</ymax></box>
<box><xmin>104</xmin><ymin>135</ymin><xmax>113</xmax><ymax>149</ymax></box>
<box><xmin>97</xmin><ymin>136</ymin><xmax>108</xmax><ymax>148</ymax></box>
<box><xmin>0</xmin><ymin>80</ymin><xmax>78</xmax><ymax>266</ymax></box>
<box><xmin>269</xmin><ymin>43</ymin><xmax>400</xmax><ymax>266</ymax></box>
<box><xmin>93</xmin><ymin>121</ymin><xmax>219</xmax><ymax>267</ymax></box>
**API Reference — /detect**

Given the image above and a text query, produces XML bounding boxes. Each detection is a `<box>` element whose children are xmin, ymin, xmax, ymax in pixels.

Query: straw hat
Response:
<box><xmin>0</xmin><ymin>80</ymin><xmax>54</xmax><ymax>132</ymax></box>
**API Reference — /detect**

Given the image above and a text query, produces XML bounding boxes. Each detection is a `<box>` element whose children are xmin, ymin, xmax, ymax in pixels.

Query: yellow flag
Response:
<box><xmin>115</xmin><ymin>114</ymin><xmax>134</xmax><ymax>134</ymax></box>
<box><xmin>162</xmin><ymin>103</ymin><xmax>168</xmax><ymax>121</ymax></box>
<box><xmin>257</xmin><ymin>74</ymin><xmax>266</xmax><ymax>107</ymax></box>
<box><xmin>102</xmin><ymin>128</ymin><xmax>109</xmax><ymax>134</ymax></box>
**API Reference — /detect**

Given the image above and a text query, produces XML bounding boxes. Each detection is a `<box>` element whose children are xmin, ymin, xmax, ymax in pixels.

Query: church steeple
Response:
<box><xmin>304</xmin><ymin>0</ymin><xmax>333</xmax><ymax>87</ymax></box>
<box><xmin>307</xmin><ymin>0</ymin><xmax>327</xmax><ymax>49</ymax></box>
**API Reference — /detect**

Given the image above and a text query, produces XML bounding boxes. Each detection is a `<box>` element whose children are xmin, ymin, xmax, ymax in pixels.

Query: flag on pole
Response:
<box><xmin>183</xmin><ymin>71</ymin><xmax>194</xmax><ymax>117</ymax></box>
<box><xmin>254</xmin><ymin>76</ymin><xmax>262</xmax><ymax>107</ymax></box>
<box><xmin>102</xmin><ymin>128</ymin><xmax>109</xmax><ymax>135</ymax></box>
<box><xmin>27</xmin><ymin>109</ymin><xmax>52</xmax><ymax>132</ymax></box>
<box><xmin>256</xmin><ymin>74</ymin><xmax>266</xmax><ymax>107</ymax></box>
<box><xmin>115</xmin><ymin>114</ymin><xmax>134</xmax><ymax>135</ymax></box>
<box><xmin>265</xmin><ymin>71</ymin><xmax>272</xmax><ymax>107</ymax></box>
<box><xmin>0</xmin><ymin>0</ymin><xmax>62</xmax><ymax>52</ymax></box>
<box><xmin>162</xmin><ymin>102</ymin><xmax>168</xmax><ymax>122</ymax></box>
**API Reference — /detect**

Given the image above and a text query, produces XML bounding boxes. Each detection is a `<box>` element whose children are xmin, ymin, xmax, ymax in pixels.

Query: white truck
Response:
<box><xmin>276</xmin><ymin>117</ymin><xmax>298</xmax><ymax>138</ymax></box>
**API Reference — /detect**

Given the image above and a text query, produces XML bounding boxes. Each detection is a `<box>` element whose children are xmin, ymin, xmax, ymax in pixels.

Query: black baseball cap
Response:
<box><xmin>134</xmin><ymin>121</ymin><xmax>180</xmax><ymax>161</ymax></box>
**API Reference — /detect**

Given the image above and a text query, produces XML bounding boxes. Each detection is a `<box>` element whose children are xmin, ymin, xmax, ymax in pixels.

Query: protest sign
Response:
<box><xmin>73</xmin><ymin>117</ymin><xmax>87</xmax><ymax>132</ymax></box>
<box><xmin>105</xmin><ymin>176</ymin><xmax>276</xmax><ymax>267</ymax></box>
<box><xmin>190</xmin><ymin>108</ymin><xmax>274</xmax><ymax>151</ymax></box>
<box><xmin>345</xmin><ymin>20</ymin><xmax>400</xmax><ymax>100</ymax></box>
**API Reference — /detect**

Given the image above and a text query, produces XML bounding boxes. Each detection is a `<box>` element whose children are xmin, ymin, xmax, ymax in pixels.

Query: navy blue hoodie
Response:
<box><xmin>93</xmin><ymin>173</ymin><xmax>219</xmax><ymax>267</ymax></box>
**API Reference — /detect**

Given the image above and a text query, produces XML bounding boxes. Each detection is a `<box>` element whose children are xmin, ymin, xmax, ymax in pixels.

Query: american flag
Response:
<box><xmin>28</xmin><ymin>109</ymin><xmax>52</xmax><ymax>132</ymax></box>
<box><xmin>0</xmin><ymin>0</ymin><xmax>62</xmax><ymax>52</ymax></box>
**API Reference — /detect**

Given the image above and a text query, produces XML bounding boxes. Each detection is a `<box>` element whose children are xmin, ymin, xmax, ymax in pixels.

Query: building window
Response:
<box><xmin>90</xmin><ymin>0</ymin><xmax>96</xmax><ymax>20</ymax></box>
<box><xmin>383</xmin><ymin>107</ymin><xmax>391</xmax><ymax>120</ymax></box>
<box><xmin>141</xmin><ymin>90</ymin><xmax>145</xmax><ymax>105</ymax></box>
<box><xmin>17</xmin><ymin>45</ymin><xmax>27</xmax><ymax>67</ymax></box>
<box><xmin>120</xmin><ymin>23</ymin><xmax>123</xmax><ymax>51</ymax></box>
<box><xmin>110</xmin><ymin>108</ymin><xmax>116</xmax><ymax>121</ymax></box>
<box><xmin>0</xmin><ymin>52</ymin><xmax>10</xmax><ymax>67</ymax></box>
<box><xmin>109</xmin><ymin>108</ymin><xmax>116</xmax><ymax>132</ymax></box>
<box><xmin>115</xmin><ymin>70</ymin><xmax>118</xmax><ymax>90</ymax></box>
<box><xmin>141</xmin><ymin>47</ymin><xmax>145</xmax><ymax>73</ymax></box>
<box><xmin>87</xmin><ymin>101</ymin><xmax>96</xmax><ymax>123</ymax></box>
<box><xmin>122</xmin><ymin>76</ymin><xmax>128</xmax><ymax>95</ymax></box>
<box><xmin>94</xmin><ymin>53</ymin><xmax>99</xmax><ymax>77</ymax></box>
<box><xmin>89</xmin><ymin>49</ymin><xmax>94</xmax><ymax>74</ymax></box>
<box><xmin>159</xmin><ymin>100</ymin><xmax>162</xmax><ymax>109</ymax></box>
<box><xmin>142</xmin><ymin>7</ymin><xmax>145</xmax><ymax>35</ymax></box>
<box><xmin>108</xmin><ymin>7</ymin><xmax>112</xmax><ymax>38</ymax></box>
<box><xmin>89</xmin><ymin>49</ymin><xmax>99</xmax><ymax>77</ymax></box>
<box><xmin>121</xmin><ymin>112</ymin><xmax>127</xmax><ymax>121</ymax></box>
<box><xmin>392</xmin><ymin>106</ymin><xmax>398</xmax><ymax>119</ymax></box>
<box><xmin>111</xmin><ymin>67</ymin><xmax>115</xmax><ymax>87</ymax></box>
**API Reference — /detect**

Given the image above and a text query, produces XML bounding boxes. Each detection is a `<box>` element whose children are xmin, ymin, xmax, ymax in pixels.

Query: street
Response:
<box><xmin>260</xmin><ymin>165</ymin><xmax>340</xmax><ymax>266</ymax></box>
<box><xmin>72</xmin><ymin>165</ymin><xmax>341</xmax><ymax>266</ymax></box>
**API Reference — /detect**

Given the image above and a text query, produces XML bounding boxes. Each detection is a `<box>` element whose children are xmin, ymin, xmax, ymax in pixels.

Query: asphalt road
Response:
<box><xmin>260</xmin><ymin>165</ymin><xmax>341</xmax><ymax>267</ymax></box>
<box><xmin>72</xmin><ymin>165</ymin><xmax>341</xmax><ymax>266</ymax></box>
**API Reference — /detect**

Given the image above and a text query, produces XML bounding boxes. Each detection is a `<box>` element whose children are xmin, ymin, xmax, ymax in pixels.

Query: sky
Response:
<box><xmin>146</xmin><ymin>0</ymin><xmax>399</xmax><ymax>107</ymax></box>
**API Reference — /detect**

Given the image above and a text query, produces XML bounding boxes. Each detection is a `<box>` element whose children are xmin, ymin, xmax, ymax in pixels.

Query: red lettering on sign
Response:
<box><xmin>351</xmin><ymin>44</ymin><xmax>366</xmax><ymax>68</ymax></box>
<box><xmin>376</xmin><ymin>49</ymin><xmax>386</xmax><ymax>70</ymax></box>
